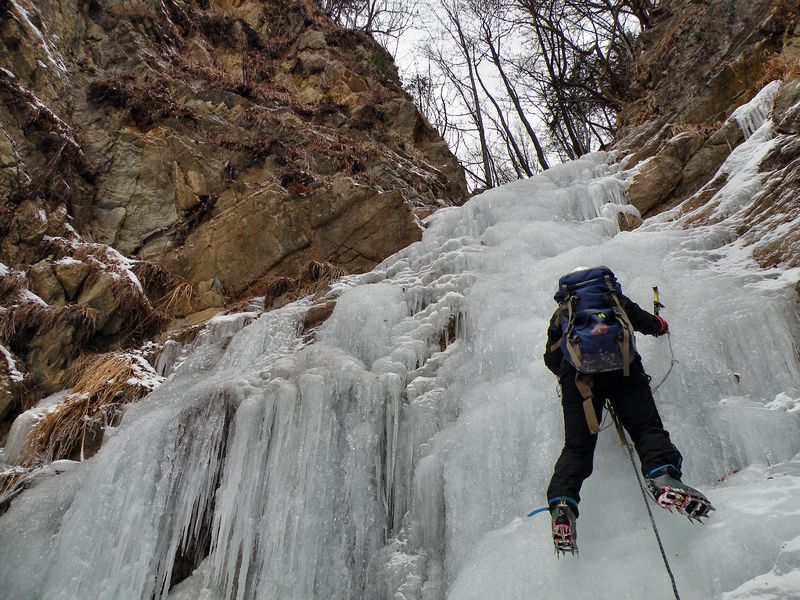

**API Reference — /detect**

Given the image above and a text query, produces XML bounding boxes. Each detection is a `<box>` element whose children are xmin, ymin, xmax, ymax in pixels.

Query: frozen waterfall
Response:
<box><xmin>2</xmin><ymin>109</ymin><xmax>800</xmax><ymax>599</ymax></box>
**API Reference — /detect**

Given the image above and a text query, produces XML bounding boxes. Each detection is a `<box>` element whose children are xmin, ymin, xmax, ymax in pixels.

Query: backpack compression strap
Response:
<box><xmin>575</xmin><ymin>374</ymin><xmax>600</xmax><ymax>434</ymax></box>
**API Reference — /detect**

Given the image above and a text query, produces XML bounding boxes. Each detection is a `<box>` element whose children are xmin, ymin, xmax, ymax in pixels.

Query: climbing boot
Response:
<box><xmin>646</xmin><ymin>471</ymin><xmax>714</xmax><ymax>522</ymax></box>
<box><xmin>551</xmin><ymin>499</ymin><xmax>578</xmax><ymax>556</ymax></box>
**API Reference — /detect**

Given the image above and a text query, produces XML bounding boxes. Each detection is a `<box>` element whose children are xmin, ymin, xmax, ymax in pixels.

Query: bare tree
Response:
<box><xmin>469</xmin><ymin>0</ymin><xmax>551</xmax><ymax>170</ymax></box>
<box><xmin>389</xmin><ymin>0</ymin><xmax>659</xmax><ymax>185</ymax></box>
<box><xmin>511</xmin><ymin>0</ymin><xmax>643</xmax><ymax>158</ymax></box>
<box><xmin>317</xmin><ymin>0</ymin><xmax>417</xmax><ymax>51</ymax></box>
<box><xmin>420</xmin><ymin>0</ymin><xmax>498</xmax><ymax>188</ymax></box>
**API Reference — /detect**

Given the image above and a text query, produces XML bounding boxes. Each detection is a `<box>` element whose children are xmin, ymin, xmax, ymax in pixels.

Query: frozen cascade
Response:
<box><xmin>2</xmin><ymin>92</ymin><xmax>800</xmax><ymax>600</ymax></box>
<box><xmin>731</xmin><ymin>80</ymin><xmax>781</xmax><ymax>139</ymax></box>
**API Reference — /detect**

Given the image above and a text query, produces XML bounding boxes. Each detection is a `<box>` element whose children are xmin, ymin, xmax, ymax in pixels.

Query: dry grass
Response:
<box><xmin>132</xmin><ymin>261</ymin><xmax>196</xmax><ymax>318</ymax></box>
<box><xmin>131</xmin><ymin>260</ymin><xmax>173</xmax><ymax>298</ymax></box>
<box><xmin>755</xmin><ymin>52</ymin><xmax>800</xmax><ymax>89</ymax></box>
<box><xmin>262</xmin><ymin>276</ymin><xmax>296</xmax><ymax>308</ymax></box>
<box><xmin>23</xmin><ymin>352</ymin><xmax>156</xmax><ymax>464</ymax></box>
<box><xmin>669</xmin><ymin>121</ymin><xmax>724</xmax><ymax>138</ymax></box>
<box><xmin>42</xmin><ymin>236</ymin><xmax>73</xmax><ymax>260</ymax></box>
<box><xmin>0</xmin><ymin>270</ymin><xmax>26</xmax><ymax>302</ymax></box>
<box><xmin>109</xmin><ymin>277</ymin><xmax>170</xmax><ymax>340</ymax></box>
<box><xmin>155</xmin><ymin>282</ymin><xmax>194</xmax><ymax>316</ymax></box>
<box><xmin>302</xmin><ymin>260</ymin><xmax>347</xmax><ymax>283</ymax></box>
<box><xmin>0</xmin><ymin>303</ymin><xmax>99</xmax><ymax>348</ymax></box>
<box><xmin>88</xmin><ymin>75</ymin><xmax>195</xmax><ymax>131</ymax></box>
<box><xmin>256</xmin><ymin>261</ymin><xmax>349</xmax><ymax>310</ymax></box>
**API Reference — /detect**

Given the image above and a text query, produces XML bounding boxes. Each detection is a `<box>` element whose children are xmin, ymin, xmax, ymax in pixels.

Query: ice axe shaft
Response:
<box><xmin>653</xmin><ymin>286</ymin><xmax>665</xmax><ymax>316</ymax></box>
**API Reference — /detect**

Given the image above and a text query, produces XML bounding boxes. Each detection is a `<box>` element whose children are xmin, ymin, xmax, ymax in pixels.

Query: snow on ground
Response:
<box><xmin>0</xmin><ymin>88</ymin><xmax>799</xmax><ymax>600</ymax></box>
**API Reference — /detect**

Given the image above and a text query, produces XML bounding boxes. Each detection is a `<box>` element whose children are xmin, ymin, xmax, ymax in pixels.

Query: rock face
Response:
<box><xmin>1</xmin><ymin>0</ymin><xmax>465</xmax><ymax>293</ymax></box>
<box><xmin>614</xmin><ymin>0</ymin><xmax>800</xmax><ymax>270</ymax></box>
<box><xmin>0</xmin><ymin>0</ymin><xmax>467</xmax><ymax>417</ymax></box>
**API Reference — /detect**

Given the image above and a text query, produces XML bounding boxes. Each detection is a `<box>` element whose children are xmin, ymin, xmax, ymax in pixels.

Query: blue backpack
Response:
<box><xmin>553</xmin><ymin>266</ymin><xmax>636</xmax><ymax>375</ymax></box>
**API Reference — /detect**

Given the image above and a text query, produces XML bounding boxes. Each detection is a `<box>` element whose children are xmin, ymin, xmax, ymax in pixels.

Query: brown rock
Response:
<box><xmin>626</xmin><ymin>151</ymin><xmax>684</xmax><ymax>216</ymax></box>
<box><xmin>90</xmin><ymin>131</ymin><xmax>185</xmax><ymax>253</ymax></box>
<box><xmin>53</xmin><ymin>259</ymin><xmax>91</xmax><ymax>300</ymax></box>
<box><xmin>28</xmin><ymin>261</ymin><xmax>65</xmax><ymax>305</ymax></box>
<box><xmin>0</xmin><ymin>123</ymin><xmax>31</xmax><ymax>199</ymax></box>
<box><xmin>172</xmin><ymin>162</ymin><xmax>200</xmax><ymax>212</ymax></box>
<box><xmin>14</xmin><ymin>199</ymin><xmax>49</xmax><ymax>244</ymax></box>
<box><xmin>664</xmin><ymin>131</ymin><xmax>707</xmax><ymax>165</ymax></box>
<box><xmin>674</xmin><ymin>120</ymin><xmax>744</xmax><ymax>200</ymax></box>
<box><xmin>0</xmin><ymin>376</ymin><xmax>14</xmax><ymax>422</ymax></box>
<box><xmin>302</xmin><ymin>297</ymin><xmax>337</xmax><ymax>335</ymax></box>
<box><xmin>194</xmin><ymin>279</ymin><xmax>226</xmax><ymax>310</ymax></box>
<box><xmin>165</xmin><ymin>186</ymin><xmax>311</xmax><ymax>293</ymax></box>
<box><xmin>774</xmin><ymin>79</ymin><xmax>800</xmax><ymax>135</ymax></box>
<box><xmin>380</xmin><ymin>98</ymin><xmax>420</xmax><ymax>137</ymax></box>
<box><xmin>296</xmin><ymin>51</ymin><xmax>327</xmax><ymax>75</ymax></box>
<box><xmin>0</xmin><ymin>348</ymin><xmax>20</xmax><ymax>422</ymax></box>
<box><xmin>296</xmin><ymin>29</ymin><xmax>327</xmax><ymax>51</ymax></box>
<box><xmin>0</xmin><ymin>0</ymin><xmax>468</xmax><ymax>394</ymax></box>
<box><xmin>25</xmin><ymin>323</ymin><xmax>75</xmax><ymax>394</ymax></box>
<box><xmin>77</xmin><ymin>272</ymin><xmax>118</xmax><ymax>330</ymax></box>
<box><xmin>617</xmin><ymin>213</ymin><xmax>644</xmax><ymax>232</ymax></box>
<box><xmin>309</xmin><ymin>179</ymin><xmax>422</xmax><ymax>272</ymax></box>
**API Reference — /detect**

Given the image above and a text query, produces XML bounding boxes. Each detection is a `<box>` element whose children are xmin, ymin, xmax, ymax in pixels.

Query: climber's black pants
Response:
<box><xmin>546</xmin><ymin>364</ymin><xmax>682</xmax><ymax>517</ymax></box>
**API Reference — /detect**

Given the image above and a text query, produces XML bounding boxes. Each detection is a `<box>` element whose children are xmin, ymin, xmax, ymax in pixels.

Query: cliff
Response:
<box><xmin>614</xmin><ymin>0</ymin><xmax>800</xmax><ymax>270</ymax></box>
<box><xmin>0</xmin><ymin>0</ymin><xmax>467</xmax><ymax>425</ymax></box>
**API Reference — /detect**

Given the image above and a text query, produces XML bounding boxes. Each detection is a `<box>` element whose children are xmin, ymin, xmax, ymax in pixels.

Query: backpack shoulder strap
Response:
<box><xmin>603</xmin><ymin>274</ymin><xmax>635</xmax><ymax>376</ymax></box>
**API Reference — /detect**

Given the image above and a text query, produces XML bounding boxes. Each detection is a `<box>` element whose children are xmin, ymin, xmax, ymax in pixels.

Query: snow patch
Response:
<box><xmin>9</xmin><ymin>0</ymin><xmax>68</xmax><ymax>75</ymax></box>
<box><xmin>0</xmin><ymin>344</ymin><xmax>24</xmax><ymax>383</ymax></box>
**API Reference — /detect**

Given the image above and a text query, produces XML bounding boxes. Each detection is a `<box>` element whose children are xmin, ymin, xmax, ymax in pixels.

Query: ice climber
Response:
<box><xmin>542</xmin><ymin>266</ymin><xmax>713</xmax><ymax>555</ymax></box>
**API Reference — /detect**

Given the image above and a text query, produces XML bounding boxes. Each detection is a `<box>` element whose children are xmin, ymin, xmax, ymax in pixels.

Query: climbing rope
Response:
<box><xmin>651</xmin><ymin>332</ymin><xmax>677</xmax><ymax>394</ymax></box>
<box><xmin>606</xmin><ymin>402</ymin><xmax>682</xmax><ymax>600</ymax></box>
<box><xmin>651</xmin><ymin>286</ymin><xmax>677</xmax><ymax>394</ymax></box>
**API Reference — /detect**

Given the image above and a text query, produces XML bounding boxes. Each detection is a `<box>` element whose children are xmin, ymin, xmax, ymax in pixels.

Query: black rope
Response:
<box><xmin>606</xmin><ymin>403</ymin><xmax>682</xmax><ymax>600</ymax></box>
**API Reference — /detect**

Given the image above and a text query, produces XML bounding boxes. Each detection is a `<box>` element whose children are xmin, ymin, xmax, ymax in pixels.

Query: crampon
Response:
<box><xmin>551</xmin><ymin>501</ymin><xmax>578</xmax><ymax>556</ymax></box>
<box><xmin>646</xmin><ymin>477</ymin><xmax>715</xmax><ymax>523</ymax></box>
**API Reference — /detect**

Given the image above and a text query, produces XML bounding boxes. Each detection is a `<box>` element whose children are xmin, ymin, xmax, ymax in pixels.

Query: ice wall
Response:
<box><xmin>2</xmin><ymin>91</ymin><xmax>800</xmax><ymax>600</ymax></box>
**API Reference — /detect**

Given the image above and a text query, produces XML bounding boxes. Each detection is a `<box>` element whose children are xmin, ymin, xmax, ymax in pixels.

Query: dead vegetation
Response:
<box><xmin>131</xmin><ymin>260</ymin><xmax>175</xmax><ymax>299</ymax></box>
<box><xmin>755</xmin><ymin>51</ymin><xmax>800</xmax><ymax>88</ymax></box>
<box><xmin>0</xmin><ymin>303</ymin><xmax>99</xmax><ymax>350</ymax></box>
<box><xmin>0</xmin><ymin>269</ymin><xmax>26</xmax><ymax>302</ymax></box>
<box><xmin>88</xmin><ymin>75</ymin><xmax>195</xmax><ymax>131</ymax></box>
<box><xmin>131</xmin><ymin>260</ymin><xmax>196</xmax><ymax>318</ymax></box>
<box><xmin>0</xmin><ymin>71</ymin><xmax>94</xmax><ymax>209</ymax></box>
<box><xmin>669</xmin><ymin>121</ymin><xmax>724</xmax><ymax>139</ymax></box>
<box><xmin>22</xmin><ymin>352</ymin><xmax>160</xmax><ymax>465</ymax></box>
<box><xmin>155</xmin><ymin>282</ymin><xmax>194</xmax><ymax>316</ymax></box>
<box><xmin>248</xmin><ymin>260</ymin><xmax>348</xmax><ymax>310</ymax></box>
<box><xmin>0</xmin><ymin>71</ymin><xmax>94</xmax><ymax>182</ymax></box>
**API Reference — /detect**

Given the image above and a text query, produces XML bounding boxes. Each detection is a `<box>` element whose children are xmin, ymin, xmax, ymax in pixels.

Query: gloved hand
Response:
<box><xmin>655</xmin><ymin>315</ymin><xmax>669</xmax><ymax>336</ymax></box>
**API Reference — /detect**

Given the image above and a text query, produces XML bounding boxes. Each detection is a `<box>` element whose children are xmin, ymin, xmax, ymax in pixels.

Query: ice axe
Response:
<box><xmin>653</xmin><ymin>286</ymin><xmax>665</xmax><ymax>316</ymax></box>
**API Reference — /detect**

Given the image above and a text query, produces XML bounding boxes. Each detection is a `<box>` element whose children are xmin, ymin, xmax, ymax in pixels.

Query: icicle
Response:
<box><xmin>731</xmin><ymin>80</ymin><xmax>781</xmax><ymax>139</ymax></box>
